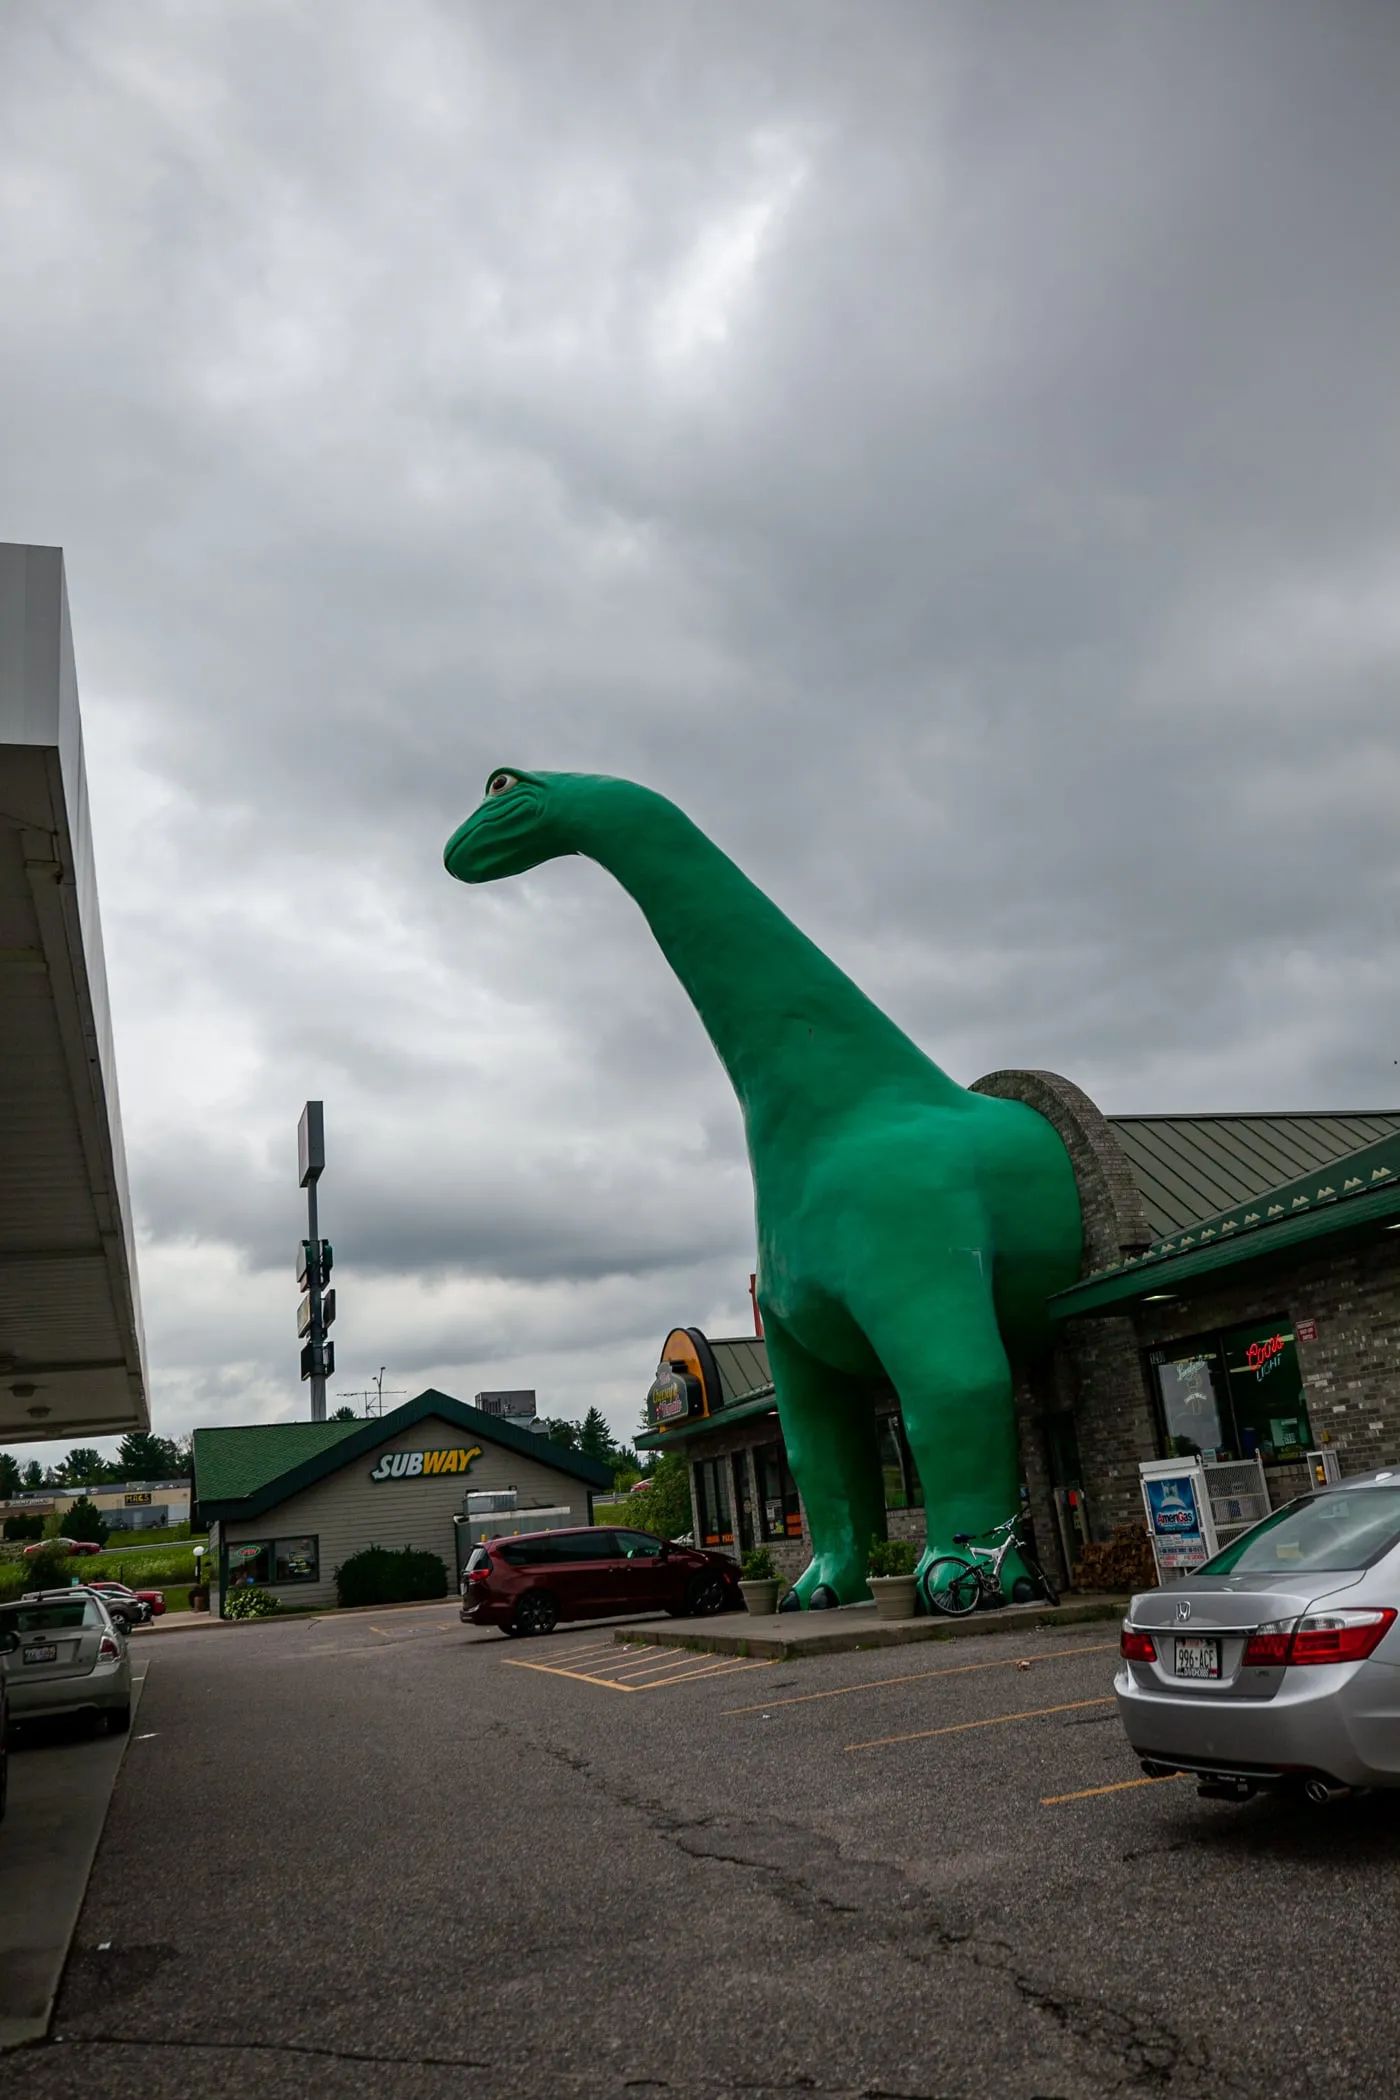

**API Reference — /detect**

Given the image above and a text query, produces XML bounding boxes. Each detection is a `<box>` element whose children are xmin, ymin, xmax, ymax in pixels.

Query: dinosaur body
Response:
<box><xmin>445</xmin><ymin>770</ymin><xmax>1082</xmax><ymax>1607</ymax></box>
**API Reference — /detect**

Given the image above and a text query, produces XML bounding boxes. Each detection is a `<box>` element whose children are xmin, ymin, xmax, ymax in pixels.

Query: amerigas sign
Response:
<box><xmin>369</xmin><ymin>1445</ymin><xmax>482</xmax><ymax>1482</ymax></box>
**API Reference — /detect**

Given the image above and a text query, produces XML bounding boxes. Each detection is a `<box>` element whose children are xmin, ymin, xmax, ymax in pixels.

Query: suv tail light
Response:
<box><xmin>1243</xmin><ymin>1607</ymin><xmax>1396</xmax><ymax>1668</ymax></box>
<box><xmin>1120</xmin><ymin>1626</ymin><xmax>1157</xmax><ymax>1662</ymax></box>
<box><xmin>98</xmin><ymin>1632</ymin><xmax>121</xmax><ymax>1660</ymax></box>
<box><xmin>467</xmin><ymin>1561</ymin><xmax>492</xmax><ymax>1585</ymax></box>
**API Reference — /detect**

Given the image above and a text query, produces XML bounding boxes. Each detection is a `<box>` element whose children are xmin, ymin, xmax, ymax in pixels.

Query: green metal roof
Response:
<box><xmin>192</xmin><ymin>1418</ymin><xmax>363</xmax><ymax>1505</ymax></box>
<box><xmin>1053</xmin><ymin>1131</ymin><xmax>1400</xmax><ymax>1318</ymax></box>
<box><xmin>637</xmin><ymin>1387</ymin><xmax>778</xmax><ymax>1451</ymax></box>
<box><xmin>1109</xmin><ymin>1112</ymin><xmax>1400</xmax><ymax>1240</ymax></box>
<box><xmin>708</xmin><ymin>1335</ymin><xmax>770</xmax><ymax>1405</ymax></box>
<box><xmin>194</xmin><ymin>1387</ymin><xmax>613</xmax><ymax>1518</ymax></box>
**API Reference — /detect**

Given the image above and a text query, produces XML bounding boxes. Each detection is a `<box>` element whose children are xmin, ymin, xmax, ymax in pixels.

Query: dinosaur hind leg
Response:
<box><xmin>763</xmin><ymin>1317</ymin><xmax>884</xmax><ymax>1610</ymax></box>
<box><xmin>855</xmin><ymin>1252</ymin><xmax>1026</xmax><ymax>1602</ymax></box>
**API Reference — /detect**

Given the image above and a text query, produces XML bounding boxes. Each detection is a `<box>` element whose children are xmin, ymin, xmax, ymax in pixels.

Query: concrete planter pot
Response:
<box><xmin>868</xmin><ymin>1573</ymin><xmax>919</xmax><ymax>1620</ymax></box>
<box><xmin>739</xmin><ymin>1578</ymin><xmax>782</xmax><ymax>1616</ymax></box>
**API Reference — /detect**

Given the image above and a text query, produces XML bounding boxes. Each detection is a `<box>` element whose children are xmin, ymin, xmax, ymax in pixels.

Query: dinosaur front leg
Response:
<box><xmin>856</xmin><ymin>1253</ymin><xmax>1029</xmax><ymax>1605</ymax></box>
<box><xmin>763</xmin><ymin>1317</ymin><xmax>884</xmax><ymax>1610</ymax></box>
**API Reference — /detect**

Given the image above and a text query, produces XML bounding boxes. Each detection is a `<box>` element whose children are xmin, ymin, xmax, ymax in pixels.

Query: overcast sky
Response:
<box><xmin>3</xmin><ymin>2</ymin><xmax>1399</xmax><ymax>1465</ymax></box>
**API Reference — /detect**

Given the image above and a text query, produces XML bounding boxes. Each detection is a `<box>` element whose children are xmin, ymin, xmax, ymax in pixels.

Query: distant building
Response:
<box><xmin>475</xmin><ymin>1390</ymin><xmax>537</xmax><ymax>1420</ymax></box>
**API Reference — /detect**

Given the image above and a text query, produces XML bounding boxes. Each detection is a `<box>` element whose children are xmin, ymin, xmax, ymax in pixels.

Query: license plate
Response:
<box><xmin>1174</xmin><ymin>1636</ymin><xmax>1221</xmax><ymax>1679</ymax></box>
<box><xmin>22</xmin><ymin>1642</ymin><xmax>58</xmax><ymax>1665</ymax></box>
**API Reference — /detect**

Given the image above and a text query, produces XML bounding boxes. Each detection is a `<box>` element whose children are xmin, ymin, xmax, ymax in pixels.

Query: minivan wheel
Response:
<box><xmin>514</xmin><ymin>1592</ymin><xmax>558</xmax><ymax>1637</ymax></box>
<box><xmin>687</xmin><ymin>1574</ymin><xmax>728</xmax><ymax>1617</ymax></box>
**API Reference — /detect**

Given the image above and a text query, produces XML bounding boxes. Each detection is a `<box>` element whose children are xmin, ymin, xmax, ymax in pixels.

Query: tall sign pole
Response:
<box><xmin>297</xmin><ymin>1101</ymin><xmax>335</xmax><ymax>1421</ymax></box>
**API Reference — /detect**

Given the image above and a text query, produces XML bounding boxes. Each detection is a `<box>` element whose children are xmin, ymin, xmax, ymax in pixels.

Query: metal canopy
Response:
<box><xmin>0</xmin><ymin>543</ymin><xmax>148</xmax><ymax>1443</ymax></box>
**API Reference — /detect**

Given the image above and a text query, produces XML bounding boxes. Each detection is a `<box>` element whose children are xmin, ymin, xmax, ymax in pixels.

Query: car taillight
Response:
<box><xmin>98</xmin><ymin>1633</ymin><xmax>121</xmax><ymax>1660</ymax></box>
<box><xmin>1120</xmin><ymin>1626</ymin><xmax>1157</xmax><ymax>1662</ymax></box>
<box><xmin>468</xmin><ymin>1565</ymin><xmax>491</xmax><ymax>1584</ymax></box>
<box><xmin>1289</xmin><ymin>1607</ymin><xmax>1396</xmax><ymax>1665</ymax></box>
<box><xmin>1242</xmin><ymin>1621</ymin><xmax>1293</xmax><ymax>1667</ymax></box>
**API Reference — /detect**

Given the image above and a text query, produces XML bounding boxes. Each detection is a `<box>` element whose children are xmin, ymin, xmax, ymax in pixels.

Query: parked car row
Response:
<box><xmin>460</xmin><ymin>1524</ymin><xmax>741</xmax><ymax>1636</ymax></box>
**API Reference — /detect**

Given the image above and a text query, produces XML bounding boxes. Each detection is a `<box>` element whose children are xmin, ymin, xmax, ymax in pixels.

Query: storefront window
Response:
<box><xmin>730</xmin><ymin>1454</ymin><xmax>756</xmax><ymax>1555</ymax></box>
<box><xmin>1222</xmin><ymin>1319</ymin><xmax>1312</xmax><ymax>1461</ymax></box>
<box><xmin>693</xmin><ymin>1459</ymin><xmax>734</xmax><ymax>1548</ymax></box>
<box><xmin>226</xmin><ymin>1540</ymin><xmax>271</xmax><ymax>1588</ymax></box>
<box><xmin>273</xmin><ymin>1536</ymin><xmax>320</xmax><ymax>1584</ymax></box>
<box><xmin>1150</xmin><ymin>1343</ymin><xmax>1228</xmax><ymax>1459</ymax></box>
<box><xmin>1149</xmin><ymin>1317</ymin><xmax>1313</xmax><ymax>1465</ymax></box>
<box><xmin>876</xmin><ymin>1414</ymin><xmax>925</xmax><ymax>1510</ymax></box>
<box><xmin>755</xmin><ymin>1441</ymin><xmax>802</xmax><ymax>1542</ymax></box>
<box><xmin>227</xmin><ymin>1537</ymin><xmax>321</xmax><ymax>1589</ymax></box>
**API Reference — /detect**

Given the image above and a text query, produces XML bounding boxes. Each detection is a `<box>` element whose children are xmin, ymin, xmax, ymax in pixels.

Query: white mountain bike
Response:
<box><xmin>921</xmin><ymin>1513</ymin><xmax>1060</xmax><ymax>1617</ymax></box>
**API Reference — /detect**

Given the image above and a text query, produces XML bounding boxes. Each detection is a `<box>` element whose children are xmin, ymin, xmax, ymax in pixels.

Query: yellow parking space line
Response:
<box><xmin>846</xmin><ymin>1696</ymin><xmax>1116</xmax><ymax>1752</ymax></box>
<box><xmin>723</xmin><ymin>1641</ymin><xmax>1118</xmax><ymax>1716</ymax></box>
<box><xmin>503</xmin><ymin>1659</ymin><xmax>637</xmax><ymax>1691</ymax></box>
<box><xmin>609</xmin><ymin>1650</ymin><xmax>723</xmax><ymax>1678</ymax></box>
<box><xmin>622</xmin><ymin>1659</ymin><xmax>776</xmax><ymax>1690</ymax></box>
<box><xmin>1041</xmin><ymin>1772</ymin><xmax>1190</xmax><ymax>1806</ymax></box>
<box><xmin>502</xmin><ymin>1654</ymin><xmax>775</xmax><ymax>1693</ymax></box>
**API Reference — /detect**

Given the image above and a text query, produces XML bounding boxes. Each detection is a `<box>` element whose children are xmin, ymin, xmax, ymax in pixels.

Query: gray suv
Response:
<box><xmin>1117</xmin><ymin>1469</ymin><xmax>1400</xmax><ymax>1800</ymax></box>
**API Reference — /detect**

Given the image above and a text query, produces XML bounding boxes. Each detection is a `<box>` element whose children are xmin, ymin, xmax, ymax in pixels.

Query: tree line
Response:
<box><xmin>0</xmin><ymin>1432</ymin><xmax>189</xmax><ymax>1500</ymax></box>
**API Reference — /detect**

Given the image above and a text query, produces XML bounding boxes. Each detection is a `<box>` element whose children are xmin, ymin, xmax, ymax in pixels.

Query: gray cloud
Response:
<box><xmin>2</xmin><ymin>0</ymin><xmax>1398</xmax><ymax>1457</ymax></box>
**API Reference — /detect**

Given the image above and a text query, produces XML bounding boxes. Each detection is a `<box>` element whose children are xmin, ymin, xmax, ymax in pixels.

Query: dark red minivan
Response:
<box><xmin>460</xmin><ymin>1526</ymin><xmax>741</xmax><ymax>1636</ymax></box>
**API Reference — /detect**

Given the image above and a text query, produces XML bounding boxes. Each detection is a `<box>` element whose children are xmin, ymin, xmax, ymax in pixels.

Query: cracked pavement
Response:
<box><xmin>5</xmin><ymin>1604</ymin><xmax>1400</xmax><ymax>2099</ymax></box>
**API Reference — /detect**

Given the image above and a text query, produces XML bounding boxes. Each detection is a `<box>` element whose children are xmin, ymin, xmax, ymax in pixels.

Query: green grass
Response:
<box><xmin>0</xmin><ymin>1544</ymin><xmax>200</xmax><ymax>1604</ymax></box>
<box><xmin>105</xmin><ymin>1522</ymin><xmax>201</xmax><ymax>1550</ymax></box>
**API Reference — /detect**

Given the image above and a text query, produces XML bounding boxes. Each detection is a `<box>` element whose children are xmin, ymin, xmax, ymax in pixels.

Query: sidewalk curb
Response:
<box><xmin>614</xmin><ymin>1595</ymin><xmax>1129</xmax><ymax>1661</ymax></box>
<box><xmin>0</xmin><ymin>1669</ymin><xmax>148</xmax><ymax>2051</ymax></box>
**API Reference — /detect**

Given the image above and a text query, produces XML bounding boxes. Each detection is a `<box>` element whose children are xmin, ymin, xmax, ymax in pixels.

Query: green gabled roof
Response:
<box><xmin>194</xmin><ymin>1387</ymin><xmax>613</xmax><ymax>1519</ymax></box>
<box><xmin>192</xmin><ymin>1418</ymin><xmax>364</xmax><ymax>1504</ymax></box>
<box><xmin>1109</xmin><ymin>1111</ymin><xmax>1400</xmax><ymax>1240</ymax></box>
<box><xmin>1053</xmin><ymin>1131</ymin><xmax>1400</xmax><ymax>1318</ymax></box>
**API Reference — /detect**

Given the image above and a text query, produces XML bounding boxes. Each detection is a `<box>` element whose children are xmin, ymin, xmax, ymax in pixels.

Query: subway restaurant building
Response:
<box><xmin>193</xmin><ymin>1390</ymin><xmax>612</xmax><ymax>1616</ymax></box>
<box><xmin>638</xmin><ymin>1074</ymin><xmax>1400</xmax><ymax>1589</ymax></box>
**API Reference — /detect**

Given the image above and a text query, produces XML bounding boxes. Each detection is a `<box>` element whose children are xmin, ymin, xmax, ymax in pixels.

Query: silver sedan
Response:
<box><xmin>0</xmin><ymin>1589</ymin><xmax>132</xmax><ymax>1734</ymax></box>
<box><xmin>1116</xmin><ymin>1469</ymin><xmax>1400</xmax><ymax>1801</ymax></box>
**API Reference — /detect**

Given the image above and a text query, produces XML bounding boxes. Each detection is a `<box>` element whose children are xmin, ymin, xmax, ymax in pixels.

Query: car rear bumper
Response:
<box><xmin>8</xmin><ymin>1657</ymin><xmax>131</xmax><ymax>1720</ymax></box>
<box><xmin>1116</xmin><ymin>1661</ymin><xmax>1400</xmax><ymax>1787</ymax></box>
<box><xmin>460</xmin><ymin>1596</ymin><xmax>510</xmax><ymax>1627</ymax></box>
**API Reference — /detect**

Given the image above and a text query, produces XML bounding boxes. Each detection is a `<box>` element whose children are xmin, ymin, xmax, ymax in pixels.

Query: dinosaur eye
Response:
<box><xmin>486</xmin><ymin>771</ymin><xmax>520</xmax><ymax>798</ymax></box>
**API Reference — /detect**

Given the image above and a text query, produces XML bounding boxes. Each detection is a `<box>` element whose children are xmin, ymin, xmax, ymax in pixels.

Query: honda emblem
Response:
<box><xmin>1176</xmin><ymin>1599</ymin><xmax>1192</xmax><ymax>1623</ymax></box>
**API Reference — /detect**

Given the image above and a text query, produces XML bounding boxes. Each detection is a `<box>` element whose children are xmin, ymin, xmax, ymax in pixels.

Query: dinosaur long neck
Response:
<box><xmin>565</xmin><ymin>782</ymin><xmax>964</xmax><ymax>1140</ymax></box>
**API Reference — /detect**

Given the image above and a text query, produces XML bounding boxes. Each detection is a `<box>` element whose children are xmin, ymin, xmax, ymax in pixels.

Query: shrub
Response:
<box><xmin>3</xmin><ymin>1514</ymin><xmax>44</xmax><ymax>1542</ymax></box>
<box><xmin>224</xmin><ymin>1586</ymin><xmax>280</xmax><ymax>1620</ymax></box>
<box><xmin>17</xmin><ymin>1546</ymin><xmax>76</xmax><ymax>1593</ymax></box>
<box><xmin>1071</xmin><ymin>1525</ymin><xmax>1157</xmax><ymax>1593</ymax></box>
<box><xmin>615</xmin><ymin>1451</ymin><xmax>693</xmax><ymax>1541</ymax></box>
<box><xmin>740</xmin><ymin>1547</ymin><xmax>777</xmax><ymax>1582</ymax></box>
<box><xmin>334</xmin><ymin>1544</ymin><xmax>448</xmax><ymax>1609</ymax></box>
<box><xmin>868</xmin><ymin>1536</ymin><xmax>918</xmax><ymax>1578</ymax></box>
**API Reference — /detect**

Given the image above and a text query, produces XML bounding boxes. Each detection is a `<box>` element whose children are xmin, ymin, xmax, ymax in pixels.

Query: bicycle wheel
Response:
<box><xmin>922</xmin><ymin>1556</ymin><xmax>981</xmax><ymax>1617</ymax></box>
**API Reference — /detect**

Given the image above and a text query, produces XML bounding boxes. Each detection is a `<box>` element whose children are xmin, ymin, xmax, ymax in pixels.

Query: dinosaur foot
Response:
<box><xmin>778</xmin><ymin>1558</ymin><xmax>867</xmax><ymax>1611</ymax></box>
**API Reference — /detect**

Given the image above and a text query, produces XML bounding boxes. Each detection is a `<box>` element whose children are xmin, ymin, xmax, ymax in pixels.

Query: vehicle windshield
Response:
<box><xmin>0</xmin><ymin>1599</ymin><xmax>103</xmax><ymax>1633</ymax></box>
<box><xmin>1199</xmin><ymin>1487</ymin><xmax>1400</xmax><ymax>1577</ymax></box>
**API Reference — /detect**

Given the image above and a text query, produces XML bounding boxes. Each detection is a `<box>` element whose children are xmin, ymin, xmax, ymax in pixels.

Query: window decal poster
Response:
<box><xmin>1145</xmin><ymin>1473</ymin><xmax>1208</xmax><ymax>1569</ymax></box>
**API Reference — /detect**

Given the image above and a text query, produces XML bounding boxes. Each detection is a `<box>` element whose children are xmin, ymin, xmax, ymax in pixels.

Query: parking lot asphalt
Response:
<box><xmin>6</xmin><ymin>1603</ymin><xmax>1400</xmax><ymax>2100</ymax></box>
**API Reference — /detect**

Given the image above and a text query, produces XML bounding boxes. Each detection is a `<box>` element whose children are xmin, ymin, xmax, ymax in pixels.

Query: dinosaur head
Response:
<box><xmin>443</xmin><ymin>767</ymin><xmax>570</xmax><ymax>883</ymax></box>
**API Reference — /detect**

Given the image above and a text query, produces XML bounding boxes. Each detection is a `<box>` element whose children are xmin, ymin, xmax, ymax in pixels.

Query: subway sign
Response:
<box><xmin>369</xmin><ymin>1445</ymin><xmax>482</xmax><ymax>1483</ymax></box>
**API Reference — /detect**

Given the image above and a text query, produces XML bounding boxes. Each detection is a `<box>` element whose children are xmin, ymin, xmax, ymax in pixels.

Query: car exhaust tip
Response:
<box><xmin>1304</xmin><ymin>1778</ymin><xmax>1353</xmax><ymax>1805</ymax></box>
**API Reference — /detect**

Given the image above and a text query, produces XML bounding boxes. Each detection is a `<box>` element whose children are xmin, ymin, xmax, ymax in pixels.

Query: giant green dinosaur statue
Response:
<box><xmin>444</xmin><ymin>769</ymin><xmax>1082</xmax><ymax>1609</ymax></box>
